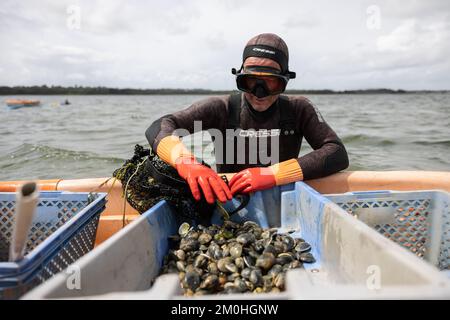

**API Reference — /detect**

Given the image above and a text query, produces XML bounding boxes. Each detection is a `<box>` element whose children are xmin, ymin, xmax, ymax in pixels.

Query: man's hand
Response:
<box><xmin>176</xmin><ymin>156</ymin><xmax>232</xmax><ymax>204</ymax></box>
<box><xmin>228</xmin><ymin>167</ymin><xmax>276</xmax><ymax>195</ymax></box>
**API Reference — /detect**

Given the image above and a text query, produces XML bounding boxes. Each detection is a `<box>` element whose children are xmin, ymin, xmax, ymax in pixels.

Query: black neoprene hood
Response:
<box><xmin>234</xmin><ymin>33</ymin><xmax>296</xmax><ymax>79</ymax></box>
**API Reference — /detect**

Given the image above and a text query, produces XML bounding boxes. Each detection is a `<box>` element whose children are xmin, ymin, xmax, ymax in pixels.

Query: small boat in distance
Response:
<box><xmin>6</xmin><ymin>99</ymin><xmax>41</xmax><ymax>109</ymax></box>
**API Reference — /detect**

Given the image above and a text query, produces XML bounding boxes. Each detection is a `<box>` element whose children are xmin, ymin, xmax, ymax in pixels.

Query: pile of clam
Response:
<box><xmin>161</xmin><ymin>220</ymin><xmax>315</xmax><ymax>296</ymax></box>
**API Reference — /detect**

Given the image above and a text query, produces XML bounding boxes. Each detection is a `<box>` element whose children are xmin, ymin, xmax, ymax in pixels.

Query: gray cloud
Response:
<box><xmin>0</xmin><ymin>0</ymin><xmax>449</xmax><ymax>90</ymax></box>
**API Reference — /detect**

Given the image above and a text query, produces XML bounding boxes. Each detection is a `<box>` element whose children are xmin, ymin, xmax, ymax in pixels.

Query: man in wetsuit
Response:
<box><xmin>146</xmin><ymin>33</ymin><xmax>349</xmax><ymax>204</ymax></box>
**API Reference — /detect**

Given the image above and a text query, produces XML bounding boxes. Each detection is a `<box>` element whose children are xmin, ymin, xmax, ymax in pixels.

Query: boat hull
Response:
<box><xmin>5</xmin><ymin>99</ymin><xmax>41</xmax><ymax>109</ymax></box>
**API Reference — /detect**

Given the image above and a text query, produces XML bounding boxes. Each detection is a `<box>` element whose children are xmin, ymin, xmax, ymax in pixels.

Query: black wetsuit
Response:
<box><xmin>146</xmin><ymin>93</ymin><xmax>349</xmax><ymax>180</ymax></box>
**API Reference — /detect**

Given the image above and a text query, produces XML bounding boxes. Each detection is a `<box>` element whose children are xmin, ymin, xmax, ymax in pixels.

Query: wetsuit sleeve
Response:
<box><xmin>145</xmin><ymin>96</ymin><xmax>228</xmax><ymax>165</ymax></box>
<box><xmin>295</xmin><ymin>98</ymin><xmax>349</xmax><ymax>180</ymax></box>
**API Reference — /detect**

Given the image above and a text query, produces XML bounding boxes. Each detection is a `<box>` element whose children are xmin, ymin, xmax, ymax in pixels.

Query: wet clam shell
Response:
<box><xmin>249</xmin><ymin>269</ymin><xmax>263</xmax><ymax>286</ymax></box>
<box><xmin>236</xmin><ymin>233</ymin><xmax>256</xmax><ymax>245</ymax></box>
<box><xmin>229</xmin><ymin>243</ymin><xmax>243</xmax><ymax>259</ymax></box>
<box><xmin>183</xmin><ymin>270</ymin><xmax>201</xmax><ymax>291</ymax></box>
<box><xmin>255</xmin><ymin>252</ymin><xmax>276</xmax><ymax>271</ymax></box>
<box><xmin>299</xmin><ymin>252</ymin><xmax>316</xmax><ymax>263</ymax></box>
<box><xmin>198</xmin><ymin>233</ymin><xmax>212</xmax><ymax>245</ymax></box>
<box><xmin>295</xmin><ymin>241</ymin><xmax>311</xmax><ymax>253</ymax></box>
<box><xmin>200</xmin><ymin>274</ymin><xmax>219</xmax><ymax>290</ymax></box>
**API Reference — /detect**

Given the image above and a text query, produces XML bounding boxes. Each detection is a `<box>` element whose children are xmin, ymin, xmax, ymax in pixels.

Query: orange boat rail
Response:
<box><xmin>1</xmin><ymin>171</ymin><xmax>449</xmax><ymax>246</ymax></box>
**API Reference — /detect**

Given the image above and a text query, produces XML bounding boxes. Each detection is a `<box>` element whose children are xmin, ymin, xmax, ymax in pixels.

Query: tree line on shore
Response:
<box><xmin>0</xmin><ymin>85</ymin><xmax>446</xmax><ymax>95</ymax></box>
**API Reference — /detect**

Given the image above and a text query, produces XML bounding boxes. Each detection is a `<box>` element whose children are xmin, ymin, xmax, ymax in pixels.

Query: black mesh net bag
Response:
<box><xmin>113</xmin><ymin>144</ymin><xmax>216</xmax><ymax>224</ymax></box>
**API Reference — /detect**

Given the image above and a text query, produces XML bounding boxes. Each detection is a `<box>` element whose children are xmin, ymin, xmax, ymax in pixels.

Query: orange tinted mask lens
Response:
<box><xmin>241</xmin><ymin>76</ymin><xmax>284</xmax><ymax>92</ymax></box>
<box><xmin>261</xmin><ymin>76</ymin><xmax>284</xmax><ymax>92</ymax></box>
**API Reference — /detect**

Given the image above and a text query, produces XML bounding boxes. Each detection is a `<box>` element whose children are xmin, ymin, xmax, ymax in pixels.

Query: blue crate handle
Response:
<box><xmin>346</xmin><ymin>190</ymin><xmax>393</xmax><ymax>199</ymax></box>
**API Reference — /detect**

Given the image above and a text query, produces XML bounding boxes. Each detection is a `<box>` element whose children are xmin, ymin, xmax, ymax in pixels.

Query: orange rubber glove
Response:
<box><xmin>157</xmin><ymin>135</ymin><xmax>232</xmax><ymax>204</ymax></box>
<box><xmin>229</xmin><ymin>159</ymin><xmax>303</xmax><ymax>194</ymax></box>
<box><xmin>175</xmin><ymin>156</ymin><xmax>232</xmax><ymax>204</ymax></box>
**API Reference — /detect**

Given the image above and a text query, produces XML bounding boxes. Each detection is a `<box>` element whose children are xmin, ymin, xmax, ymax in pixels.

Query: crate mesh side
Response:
<box><xmin>337</xmin><ymin>198</ymin><xmax>434</xmax><ymax>261</ymax></box>
<box><xmin>36</xmin><ymin>213</ymin><xmax>100</xmax><ymax>282</ymax></box>
<box><xmin>0</xmin><ymin>199</ymin><xmax>88</xmax><ymax>261</ymax></box>
<box><xmin>0</xmin><ymin>213</ymin><xmax>100</xmax><ymax>299</ymax></box>
<box><xmin>438</xmin><ymin>199</ymin><xmax>450</xmax><ymax>270</ymax></box>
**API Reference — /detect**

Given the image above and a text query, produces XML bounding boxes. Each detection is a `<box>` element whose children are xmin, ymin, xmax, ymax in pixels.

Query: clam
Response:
<box><xmin>274</xmin><ymin>273</ymin><xmax>285</xmax><ymax>289</ymax></box>
<box><xmin>223</xmin><ymin>220</ymin><xmax>240</xmax><ymax>229</ymax></box>
<box><xmin>229</xmin><ymin>243</ymin><xmax>243</xmax><ymax>259</ymax></box>
<box><xmin>221</xmin><ymin>230</ymin><xmax>234</xmax><ymax>239</ymax></box>
<box><xmin>261</xmin><ymin>230</ymin><xmax>272</xmax><ymax>240</ymax></box>
<box><xmin>208</xmin><ymin>242</ymin><xmax>222</xmax><ymax>260</ymax></box>
<box><xmin>227</xmin><ymin>272</ymin><xmax>241</xmax><ymax>282</ymax></box>
<box><xmin>255</xmin><ymin>252</ymin><xmax>276</xmax><ymax>271</ymax></box>
<box><xmin>288</xmin><ymin>260</ymin><xmax>302</xmax><ymax>269</ymax></box>
<box><xmin>243</xmin><ymin>255</ymin><xmax>255</xmax><ymax>268</ymax></box>
<box><xmin>193</xmin><ymin>254</ymin><xmax>208</xmax><ymax>269</ymax></box>
<box><xmin>175</xmin><ymin>249</ymin><xmax>186</xmax><ymax>261</ymax></box>
<box><xmin>273</xmin><ymin>241</ymin><xmax>286</xmax><ymax>255</ymax></box>
<box><xmin>221</xmin><ymin>244</ymin><xmax>230</xmax><ymax>257</ymax></box>
<box><xmin>217</xmin><ymin>257</ymin><xmax>233</xmax><ymax>273</ymax></box>
<box><xmin>178</xmin><ymin>222</ymin><xmax>191</xmax><ymax>237</ymax></box>
<box><xmin>183</xmin><ymin>270</ymin><xmax>200</xmax><ymax>291</ymax></box>
<box><xmin>225</xmin><ymin>262</ymin><xmax>238</xmax><ymax>273</ymax></box>
<box><xmin>184</xmin><ymin>264</ymin><xmax>195</xmax><ymax>273</ymax></box>
<box><xmin>200</xmin><ymin>274</ymin><xmax>219</xmax><ymax>290</ymax></box>
<box><xmin>234</xmin><ymin>278</ymin><xmax>247</xmax><ymax>293</ymax></box>
<box><xmin>247</xmin><ymin>249</ymin><xmax>260</xmax><ymax>259</ymax></box>
<box><xmin>262</xmin><ymin>275</ymin><xmax>273</xmax><ymax>292</ymax></box>
<box><xmin>276</xmin><ymin>252</ymin><xmax>294</xmax><ymax>265</ymax></box>
<box><xmin>187</xmin><ymin>231</ymin><xmax>200</xmax><ymax>240</ymax></box>
<box><xmin>223</xmin><ymin>282</ymin><xmax>237</xmax><ymax>293</ymax></box>
<box><xmin>263</xmin><ymin>244</ymin><xmax>277</xmax><ymax>256</ymax></box>
<box><xmin>253</xmin><ymin>287</ymin><xmax>264</xmax><ymax>294</ymax></box>
<box><xmin>176</xmin><ymin>261</ymin><xmax>185</xmax><ymax>272</ymax></box>
<box><xmin>235</xmin><ymin>257</ymin><xmax>244</xmax><ymax>269</ymax></box>
<box><xmin>282</xmin><ymin>235</ymin><xmax>295</xmax><ymax>251</ymax></box>
<box><xmin>207</xmin><ymin>262</ymin><xmax>219</xmax><ymax>274</ymax></box>
<box><xmin>243</xmin><ymin>221</ymin><xmax>259</xmax><ymax>229</ymax></box>
<box><xmin>245</xmin><ymin>280</ymin><xmax>255</xmax><ymax>291</ymax></box>
<box><xmin>267</xmin><ymin>264</ymin><xmax>283</xmax><ymax>278</ymax></box>
<box><xmin>241</xmin><ymin>267</ymin><xmax>252</xmax><ymax>280</ymax></box>
<box><xmin>299</xmin><ymin>252</ymin><xmax>316</xmax><ymax>263</ymax></box>
<box><xmin>198</xmin><ymin>232</ymin><xmax>212</xmax><ymax>245</ymax></box>
<box><xmin>236</xmin><ymin>233</ymin><xmax>256</xmax><ymax>245</ymax></box>
<box><xmin>295</xmin><ymin>241</ymin><xmax>311</xmax><ymax>253</ymax></box>
<box><xmin>254</xmin><ymin>239</ymin><xmax>266</xmax><ymax>253</ymax></box>
<box><xmin>179</xmin><ymin>238</ymin><xmax>199</xmax><ymax>252</ymax></box>
<box><xmin>249</xmin><ymin>269</ymin><xmax>263</xmax><ymax>286</ymax></box>
<box><xmin>194</xmin><ymin>267</ymin><xmax>204</xmax><ymax>276</ymax></box>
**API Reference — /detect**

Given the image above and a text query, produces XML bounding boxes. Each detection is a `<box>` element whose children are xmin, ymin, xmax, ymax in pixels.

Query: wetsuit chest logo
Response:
<box><xmin>238</xmin><ymin>129</ymin><xmax>280</xmax><ymax>138</ymax></box>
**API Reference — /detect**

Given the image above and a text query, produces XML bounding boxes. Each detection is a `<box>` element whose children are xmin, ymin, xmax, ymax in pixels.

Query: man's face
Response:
<box><xmin>243</xmin><ymin>57</ymin><xmax>281</xmax><ymax>112</ymax></box>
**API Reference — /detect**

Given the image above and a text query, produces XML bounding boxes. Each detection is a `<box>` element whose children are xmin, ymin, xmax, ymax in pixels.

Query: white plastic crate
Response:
<box><xmin>325</xmin><ymin>190</ymin><xmax>450</xmax><ymax>272</ymax></box>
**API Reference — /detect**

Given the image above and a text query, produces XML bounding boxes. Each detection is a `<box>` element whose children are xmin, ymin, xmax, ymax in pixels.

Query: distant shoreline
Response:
<box><xmin>0</xmin><ymin>86</ymin><xmax>448</xmax><ymax>95</ymax></box>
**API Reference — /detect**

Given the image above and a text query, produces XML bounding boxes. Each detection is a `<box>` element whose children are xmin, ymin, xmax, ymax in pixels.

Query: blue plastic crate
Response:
<box><xmin>0</xmin><ymin>191</ymin><xmax>107</xmax><ymax>299</ymax></box>
<box><xmin>324</xmin><ymin>190</ymin><xmax>450</xmax><ymax>271</ymax></box>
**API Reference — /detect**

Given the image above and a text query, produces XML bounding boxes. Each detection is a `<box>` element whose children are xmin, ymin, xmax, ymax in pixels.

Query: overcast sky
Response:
<box><xmin>1</xmin><ymin>0</ymin><xmax>449</xmax><ymax>90</ymax></box>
